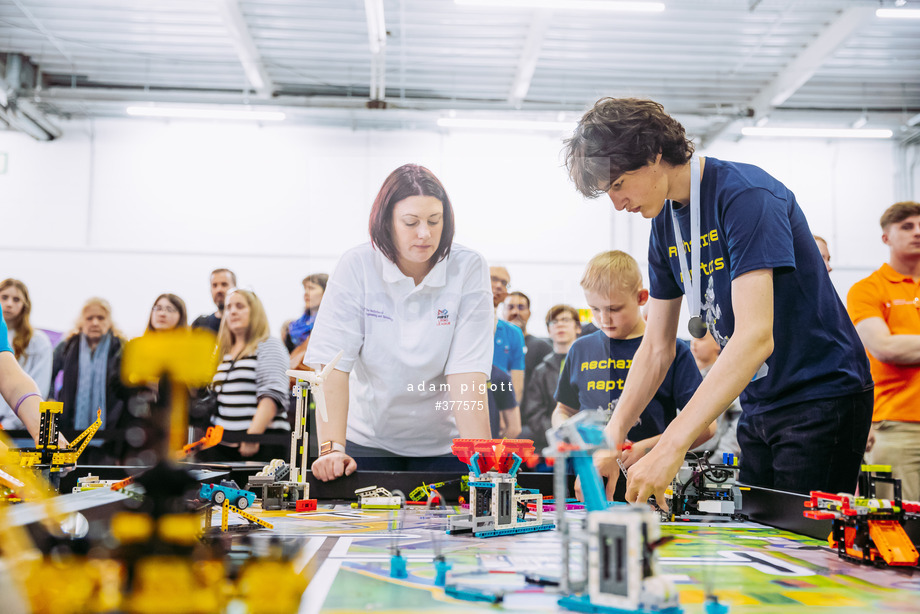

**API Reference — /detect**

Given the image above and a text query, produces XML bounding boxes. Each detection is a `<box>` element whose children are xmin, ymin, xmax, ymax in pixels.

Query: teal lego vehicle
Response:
<box><xmin>200</xmin><ymin>479</ymin><xmax>257</xmax><ymax>510</ymax></box>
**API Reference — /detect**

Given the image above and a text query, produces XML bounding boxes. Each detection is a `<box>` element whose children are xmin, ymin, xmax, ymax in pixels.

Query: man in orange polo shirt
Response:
<box><xmin>847</xmin><ymin>201</ymin><xmax>920</xmax><ymax>501</ymax></box>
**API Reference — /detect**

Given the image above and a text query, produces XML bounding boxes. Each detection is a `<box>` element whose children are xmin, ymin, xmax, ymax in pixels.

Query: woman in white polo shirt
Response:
<box><xmin>307</xmin><ymin>164</ymin><xmax>494</xmax><ymax>480</ymax></box>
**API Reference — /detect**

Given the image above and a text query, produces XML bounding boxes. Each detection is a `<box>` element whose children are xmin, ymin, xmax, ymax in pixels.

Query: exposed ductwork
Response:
<box><xmin>0</xmin><ymin>53</ymin><xmax>61</xmax><ymax>141</ymax></box>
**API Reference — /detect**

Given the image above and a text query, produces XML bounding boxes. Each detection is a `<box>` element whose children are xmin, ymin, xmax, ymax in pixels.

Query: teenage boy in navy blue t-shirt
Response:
<box><xmin>563</xmin><ymin>98</ymin><xmax>873</xmax><ymax>504</ymax></box>
<box><xmin>552</xmin><ymin>250</ymin><xmax>713</xmax><ymax>500</ymax></box>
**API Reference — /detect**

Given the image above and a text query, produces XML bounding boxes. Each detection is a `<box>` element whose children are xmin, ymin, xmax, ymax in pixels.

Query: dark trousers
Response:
<box><xmin>345</xmin><ymin>440</ymin><xmax>469</xmax><ymax>473</ymax></box>
<box><xmin>736</xmin><ymin>388</ymin><xmax>873</xmax><ymax>495</ymax></box>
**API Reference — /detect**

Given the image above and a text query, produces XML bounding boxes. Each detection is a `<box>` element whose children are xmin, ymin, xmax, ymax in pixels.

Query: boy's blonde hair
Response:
<box><xmin>580</xmin><ymin>250</ymin><xmax>643</xmax><ymax>295</ymax></box>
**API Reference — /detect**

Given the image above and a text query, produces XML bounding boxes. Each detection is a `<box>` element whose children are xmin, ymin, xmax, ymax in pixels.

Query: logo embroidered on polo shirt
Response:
<box><xmin>437</xmin><ymin>309</ymin><xmax>451</xmax><ymax>326</ymax></box>
<box><xmin>364</xmin><ymin>308</ymin><xmax>393</xmax><ymax>321</ymax></box>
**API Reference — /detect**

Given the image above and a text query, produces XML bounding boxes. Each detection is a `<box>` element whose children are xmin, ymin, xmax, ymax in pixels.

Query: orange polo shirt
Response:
<box><xmin>847</xmin><ymin>263</ymin><xmax>920</xmax><ymax>422</ymax></box>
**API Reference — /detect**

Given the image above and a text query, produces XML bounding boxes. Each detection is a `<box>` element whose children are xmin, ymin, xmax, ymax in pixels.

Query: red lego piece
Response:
<box><xmin>803</xmin><ymin>510</ymin><xmax>836</xmax><ymax>520</ymax></box>
<box><xmin>296</xmin><ymin>499</ymin><xmax>317</xmax><ymax>512</ymax></box>
<box><xmin>451</xmin><ymin>438</ymin><xmax>537</xmax><ymax>473</ymax></box>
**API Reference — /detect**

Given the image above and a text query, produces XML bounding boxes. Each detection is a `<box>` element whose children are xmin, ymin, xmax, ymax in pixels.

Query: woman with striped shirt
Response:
<box><xmin>201</xmin><ymin>288</ymin><xmax>291</xmax><ymax>463</ymax></box>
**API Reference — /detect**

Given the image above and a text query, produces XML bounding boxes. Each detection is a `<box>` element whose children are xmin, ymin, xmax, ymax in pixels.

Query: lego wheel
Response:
<box><xmin>237</xmin><ymin>496</ymin><xmax>249</xmax><ymax>510</ymax></box>
<box><xmin>213</xmin><ymin>491</ymin><xmax>226</xmax><ymax>505</ymax></box>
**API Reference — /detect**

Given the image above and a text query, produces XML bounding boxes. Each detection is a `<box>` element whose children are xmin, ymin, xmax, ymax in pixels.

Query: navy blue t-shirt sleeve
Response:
<box><xmin>554</xmin><ymin>346</ymin><xmax>579</xmax><ymax>409</ymax></box>
<box><xmin>723</xmin><ymin>187</ymin><xmax>796</xmax><ymax>279</ymax></box>
<box><xmin>648</xmin><ymin>215</ymin><xmax>685</xmax><ymax>301</ymax></box>
<box><xmin>669</xmin><ymin>340</ymin><xmax>702</xmax><ymax>409</ymax></box>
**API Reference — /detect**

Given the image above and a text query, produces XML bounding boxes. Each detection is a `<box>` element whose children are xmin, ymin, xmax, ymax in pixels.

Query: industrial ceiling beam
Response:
<box><xmin>12</xmin><ymin>0</ymin><xmax>75</xmax><ymax>68</ymax></box>
<box><xmin>703</xmin><ymin>5</ymin><xmax>874</xmax><ymax>146</ymax></box>
<box><xmin>508</xmin><ymin>9</ymin><xmax>552</xmax><ymax>107</ymax></box>
<box><xmin>747</xmin><ymin>6</ymin><xmax>875</xmax><ymax>118</ymax></box>
<box><xmin>216</xmin><ymin>0</ymin><xmax>275</xmax><ymax>98</ymax></box>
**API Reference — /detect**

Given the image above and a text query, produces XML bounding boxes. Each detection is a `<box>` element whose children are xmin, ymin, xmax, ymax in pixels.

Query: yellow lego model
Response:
<box><xmin>7</xmin><ymin>402</ymin><xmax>102</xmax><ymax>473</ymax></box>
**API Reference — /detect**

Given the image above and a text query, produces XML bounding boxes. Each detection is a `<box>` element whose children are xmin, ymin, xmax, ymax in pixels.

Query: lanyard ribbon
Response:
<box><xmin>669</xmin><ymin>155</ymin><xmax>707</xmax><ymax>338</ymax></box>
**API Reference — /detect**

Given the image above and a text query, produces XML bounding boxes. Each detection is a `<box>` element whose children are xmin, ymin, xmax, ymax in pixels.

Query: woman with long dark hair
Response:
<box><xmin>146</xmin><ymin>293</ymin><xmax>188</xmax><ymax>333</ymax></box>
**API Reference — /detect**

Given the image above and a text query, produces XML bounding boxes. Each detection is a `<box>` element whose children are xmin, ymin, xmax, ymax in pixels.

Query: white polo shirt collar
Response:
<box><xmin>376</xmin><ymin>246</ymin><xmax>448</xmax><ymax>293</ymax></box>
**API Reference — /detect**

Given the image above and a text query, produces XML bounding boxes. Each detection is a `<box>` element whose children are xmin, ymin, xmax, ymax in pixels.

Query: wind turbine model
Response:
<box><xmin>286</xmin><ymin>350</ymin><xmax>344</xmax><ymax>481</ymax></box>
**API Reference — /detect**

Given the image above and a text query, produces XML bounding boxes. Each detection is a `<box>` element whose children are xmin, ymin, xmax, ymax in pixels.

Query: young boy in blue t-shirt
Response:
<box><xmin>552</xmin><ymin>250</ymin><xmax>714</xmax><ymax>500</ymax></box>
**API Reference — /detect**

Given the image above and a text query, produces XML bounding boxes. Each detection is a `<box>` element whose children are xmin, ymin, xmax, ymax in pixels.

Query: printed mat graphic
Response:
<box><xmin>243</xmin><ymin>504</ymin><xmax>920</xmax><ymax>613</ymax></box>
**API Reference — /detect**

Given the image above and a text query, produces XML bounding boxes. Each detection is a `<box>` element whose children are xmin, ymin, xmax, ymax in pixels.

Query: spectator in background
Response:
<box><xmin>0</xmin><ymin>279</ymin><xmax>52</xmax><ymax>430</ymax></box>
<box><xmin>689</xmin><ymin>330</ymin><xmax>742</xmax><ymax>460</ymax></box>
<box><xmin>199</xmin><ymin>288</ymin><xmax>291</xmax><ymax>463</ymax></box>
<box><xmin>814</xmin><ymin>235</ymin><xmax>833</xmax><ymax>273</ymax></box>
<box><xmin>146</xmin><ymin>293</ymin><xmax>188</xmax><ymax>333</ymax></box>
<box><xmin>520</xmin><ymin>304</ymin><xmax>580</xmax><ymax>451</ymax></box>
<box><xmin>282</xmin><ymin>273</ymin><xmax>328</xmax><ymax>363</ymax></box>
<box><xmin>51</xmin><ymin>298</ymin><xmax>130</xmax><ymax>435</ymax></box>
<box><xmin>488</xmin><ymin>365</ymin><xmax>519</xmax><ymax>439</ymax></box>
<box><xmin>580</xmin><ymin>315</ymin><xmax>599</xmax><ymax>336</ymax></box>
<box><xmin>281</xmin><ymin>273</ymin><xmax>328</xmax><ymax>454</ymax></box>
<box><xmin>847</xmin><ymin>201</ymin><xmax>920</xmax><ymax>502</ymax></box>
<box><xmin>490</xmin><ymin>266</ymin><xmax>525</xmax><ymax>405</ymax></box>
<box><xmin>504</xmin><ymin>291</ymin><xmax>552</xmax><ymax>386</ymax></box>
<box><xmin>192</xmin><ymin>268</ymin><xmax>236</xmax><ymax>334</ymax></box>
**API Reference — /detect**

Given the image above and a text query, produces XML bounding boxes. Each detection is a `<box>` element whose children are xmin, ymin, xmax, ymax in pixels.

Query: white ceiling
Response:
<box><xmin>1</xmin><ymin>0</ymin><xmax>918</xmax><ymax>142</ymax></box>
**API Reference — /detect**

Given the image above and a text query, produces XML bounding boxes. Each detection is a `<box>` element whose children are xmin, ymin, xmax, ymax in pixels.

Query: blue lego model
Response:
<box><xmin>547</xmin><ymin>411</ymin><xmax>684</xmax><ymax>614</ymax></box>
<box><xmin>199</xmin><ymin>480</ymin><xmax>257</xmax><ymax>510</ymax></box>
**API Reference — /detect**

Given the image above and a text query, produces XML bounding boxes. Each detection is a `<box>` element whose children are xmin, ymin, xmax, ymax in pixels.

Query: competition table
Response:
<box><xmin>37</xmin><ymin>467</ymin><xmax>920</xmax><ymax>612</ymax></box>
<box><xmin>233</xmin><ymin>472</ymin><xmax>920</xmax><ymax>613</ymax></box>
<box><xmin>254</xmin><ymin>502</ymin><xmax>920</xmax><ymax>613</ymax></box>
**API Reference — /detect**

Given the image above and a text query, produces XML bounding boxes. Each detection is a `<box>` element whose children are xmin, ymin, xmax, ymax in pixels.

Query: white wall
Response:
<box><xmin>0</xmin><ymin>117</ymin><xmax>917</xmax><ymax>341</ymax></box>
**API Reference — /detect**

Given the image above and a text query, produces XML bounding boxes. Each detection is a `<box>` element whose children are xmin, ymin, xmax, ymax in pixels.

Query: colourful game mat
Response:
<box><xmin>233</xmin><ymin>504</ymin><xmax>920</xmax><ymax>613</ymax></box>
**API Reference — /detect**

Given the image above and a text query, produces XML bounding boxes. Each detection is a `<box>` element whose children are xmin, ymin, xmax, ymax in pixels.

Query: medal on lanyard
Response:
<box><xmin>670</xmin><ymin>155</ymin><xmax>707</xmax><ymax>339</ymax></box>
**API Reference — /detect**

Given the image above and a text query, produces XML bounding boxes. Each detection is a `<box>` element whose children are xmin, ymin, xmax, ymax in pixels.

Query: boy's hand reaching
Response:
<box><xmin>573</xmin><ymin>447</ymin><xmax>622</xmax><ymax>502</ymax></box>
<box><xmin>624</xmin><ymin>443</ymin><xmax>683</xmax><ymax>511</ymax></box>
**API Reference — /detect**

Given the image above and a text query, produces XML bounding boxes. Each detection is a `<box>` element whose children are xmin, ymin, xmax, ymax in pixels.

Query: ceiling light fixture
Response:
<box><xmin>876</xmin><ymin>8</ymin><xmax>920</xmax><ymax>18</ymax></box>
<box><xmin>741</xmin><ymin>126</ymin><xmax>893</xmax><ymax>139</ymax></box>
<box><xmin>125</xmin><ymin>106</ymin><xmax>286</xmax><ymax>121</ymax></box>
<box><xmin>454</xmin><ymin>0</ymin><xmax>665</xmax><ymax>13</ymax></box>
<box><xmin>437</xmin><ymin>117</ymin><xmax>577</xmax><ymax>131</ymax></box>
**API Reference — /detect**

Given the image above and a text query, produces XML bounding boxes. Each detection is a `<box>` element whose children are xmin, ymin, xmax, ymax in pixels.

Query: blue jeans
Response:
<box><xmin>345</xmin><ymin>440</ymin><xmax>469</xmax><ymax>473</ymax></box>
<box><xmin>736</xmin><ymin>389</ymin><xmax>873</xmax><ymax>495</ymax></box>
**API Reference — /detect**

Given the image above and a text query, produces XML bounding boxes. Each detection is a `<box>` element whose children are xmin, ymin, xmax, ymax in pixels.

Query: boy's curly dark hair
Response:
<box><xmin>564</xmin><ymin>98</ymin><xmax>694</xmax><ymax>198</ymax></box>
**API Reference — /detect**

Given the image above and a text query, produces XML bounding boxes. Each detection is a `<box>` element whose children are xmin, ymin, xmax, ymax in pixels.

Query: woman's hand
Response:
<box><xmin>239</xmin><ymin>442</ymin><xmax>260</xmax><ymax>457</ymax></box>
<box><xmin>311</xmin><ymin>451</ymin><xmax>357</xmax><ymax>481</ymax></box>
